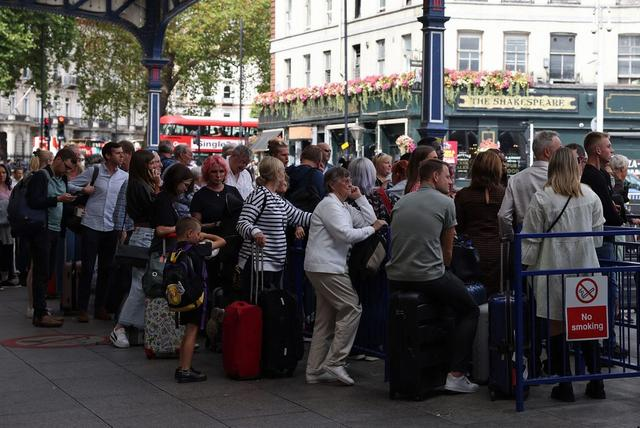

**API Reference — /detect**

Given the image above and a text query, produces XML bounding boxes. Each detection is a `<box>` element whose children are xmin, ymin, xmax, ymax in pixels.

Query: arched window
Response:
<box><xmin>223</xmin><ymin>86</ymin><xmax>231</xmax><ymax>98</ymax></box>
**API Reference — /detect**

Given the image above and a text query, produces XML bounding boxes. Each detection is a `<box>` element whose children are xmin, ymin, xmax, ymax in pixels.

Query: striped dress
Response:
<box><xmin>236</xmin><ymin>186</ymin><xmax>312</xmax><ymax>272</ymax></box>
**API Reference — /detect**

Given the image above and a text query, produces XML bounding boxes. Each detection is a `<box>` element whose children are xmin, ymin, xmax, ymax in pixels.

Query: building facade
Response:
<box><xmin>261</xmin><ymin>0</ymin><xmax>640</xmax><ymax>171</ymax></box>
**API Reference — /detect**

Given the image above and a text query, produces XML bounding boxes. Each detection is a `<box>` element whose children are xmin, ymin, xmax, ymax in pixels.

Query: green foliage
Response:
<box><xmin>163</xmin><ymin>0</ymin><xmax>271</xmax><ymax>114</ymax></box>
<box><xmin>74</xmin><ymin>21</ymin><xmax>147</xmax><ymax>121</ymax></box>
<box><xmin>0</xmin><ymin>8</ymin><xmax>77</xmax><ymax>101</ymax></box>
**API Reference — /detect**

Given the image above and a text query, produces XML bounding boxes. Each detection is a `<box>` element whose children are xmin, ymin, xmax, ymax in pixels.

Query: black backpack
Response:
<box><xmin>164</xmin><ymin>246</ymin><xmax>206</xmax><ymax>312</ymax></box>
<box><xmin>285</xmin><ymin>167</ymin><xmax>321</xmax><ymax>213</ymax></box>
<box><xmin>8</xmin><ymin>170</ymin><xmax>50</xmax><ymax>237</ymax></box>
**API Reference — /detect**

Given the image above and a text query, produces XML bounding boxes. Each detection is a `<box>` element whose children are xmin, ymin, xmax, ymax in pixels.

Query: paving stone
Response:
<box><xmin>108</xmin><ymin>409</ymin><xmax>224</xmax><ymax>428</ymax></box>
<box><xmin>0</xmin><ymin>408</ymin><xmax>108</xmax><ymax>428</ymax></box>
<box><xmin>226</xmin><ymin>410</ymin><xmax>342</xmax><ymax>428</ymax></box>
<box><xmin>78</xmin><ymin>391</ymin><xmax>195</xmax><ymax>420</ymax></box>
<box><xmin>53</xmin><ymin>374</ymin><xmax>160</xmax><ymax>399</ymax></box>
<box><xmin>0</xmin><ymin>388</ymin><xmax>82</xmax><ymax>417</ymax></box>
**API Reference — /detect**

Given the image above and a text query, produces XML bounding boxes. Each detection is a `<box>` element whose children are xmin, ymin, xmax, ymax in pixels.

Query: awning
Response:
<box><xmin>251</xmin><ymin>129</ymin><xmax>282</xmax><ymax>152</ymax></box>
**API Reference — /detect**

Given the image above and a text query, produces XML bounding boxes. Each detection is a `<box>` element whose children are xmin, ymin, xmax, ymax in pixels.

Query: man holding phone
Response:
<box><xmin>26</xmin><ymin>147</ymin><xmax>78</xmax><ymax>327</ymax></box>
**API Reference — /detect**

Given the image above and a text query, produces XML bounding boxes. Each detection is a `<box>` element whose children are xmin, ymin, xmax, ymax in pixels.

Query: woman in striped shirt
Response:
<box><xmin>236</xmin><ymin>157</ymin><xmax>311</xmax><ymax>297</ymax></box>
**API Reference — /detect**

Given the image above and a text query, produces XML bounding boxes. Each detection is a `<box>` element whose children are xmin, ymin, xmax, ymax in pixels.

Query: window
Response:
<box><xmin>504</xmin><ymin>34</ymin><xmax>528</xmax><ymax>72</ymax></box>
<box><xmin>618</xmin><ymin>35</ymin><xmax>640</xmax><ymax>84</ymax></box>
<box><xmin>402</xmin><ymin>34</ymin><xmax>412</xmax><ymax>71</ymax></box>
<box><xmin>326</xmin><ymin>0</ymin><xmax>332</xmax><ymax>25</ymax></box>
<box><xmin>36</xmin><ymin>98</ymin><xmax>41</xmax><ymax>120</ymax></box>
<box><xmin>23</xmin><ymin>97</ymin><xmax>29</xmax><ymax>116</ymax></box>
<box><xmin>223</xmin><ymin>86</ymin><xmax>231</xmax><ymax>98</ymax></box>
<box><xmin>304</xmin><ymin>0</ymin><xmax>311</xmax><ymax>29</ymax></box>
<box><xmin>285</xmin><ymin>0</ymin><xmax>292</xmax><ymax>33</ymax></box>
<box><xmin>353</xmin><ymin>44</ymin><xmax>361</xmax><ymax>78</ymax></box>
<box><xmin>457</xmin><ymin>33</ymin><xmax>481</xmax><ymax>71</ymax></box>
<box><xmin>550</xmin><ymin>33</ymin><xmax>575</xmax><ymax>81</ymax></box>
<box><xmin>284</xmin><ymin>58</ymin><xmax>291</xmax><ymax>88</ymax></box>
<box><xmin>8</xmin><ymin>94</ymin><xmax>15</xmax><ymax>113</ymax></box>
<box><xmin>377</xmin><ymin>39</ymin><xmax>385</xmax><ymax>74</ymax></box>
<box><xmin>304</xmin><ymin>54</ymin><xmax>311</xmax><ymax>87</ymax></box>
<box><xmin>65</xmin><ymin>98</ymin><xmax>70</xmax><ymax>117</ymax></box>
<box><xmin>355</xmin><ymin>0</ymin><xmax>361</xmax><ymax>18</ymax></box>
<box><xmin>379</xmin><ymin>0</ymin><xmax>386</xmax><ymax>11</ymax></box>
<box><xmin>324</xmin><ymin>51</ymin><xmax>332</xmax><ymax>83</ymax></box>
<box><xmin>406</xmin><ymin>0</ymin><xmax>412</xmax><ymax>4</ymax></box>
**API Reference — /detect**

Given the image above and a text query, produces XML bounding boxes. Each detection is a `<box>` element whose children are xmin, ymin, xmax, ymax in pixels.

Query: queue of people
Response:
<box><xmin>2</xmin><ymin>130</ymin><xmax>629</xmax><ymax>396</ymax></box>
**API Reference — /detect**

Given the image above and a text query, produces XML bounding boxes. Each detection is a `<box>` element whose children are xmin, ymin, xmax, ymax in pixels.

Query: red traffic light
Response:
<box><xmin>58</xmin><ymin>116</ymin><xmax>65</xmax><ymax>124</ymax></box>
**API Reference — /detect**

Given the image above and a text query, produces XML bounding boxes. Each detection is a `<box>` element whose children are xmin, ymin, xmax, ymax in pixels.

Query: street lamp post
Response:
<box><xmin>239</xmin><ymin>18</ymin><xmax>244</xmax><ymax>142</ymax></box>
<box><xmin>417</xmin><ymin>0</ymin><xmax>449</xmax><ymax>142</ymax></box>
<box><xmin>349</xmin><ymin>120</ymin><xmax>365</xmax><ymax>157</ymax></box>
<box><xmin>593</xmin><ymin>0</ymin><xmax>611</xmax><ymax>132</ymax></box>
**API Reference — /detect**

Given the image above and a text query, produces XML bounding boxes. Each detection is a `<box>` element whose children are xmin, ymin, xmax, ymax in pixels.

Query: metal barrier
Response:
<box><xmin>513</xmin><ymin>227</ymin><xmax>640</xmax><ymax>412</ymax></box>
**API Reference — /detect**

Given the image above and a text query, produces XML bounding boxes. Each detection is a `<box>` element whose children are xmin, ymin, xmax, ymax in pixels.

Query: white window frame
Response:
<box><xmin>285</xmin><ymin>0</ymin><xmax>292</xmax><ymax>34</ymax></box>
<box><xmin>549</xmin><ymin>33</ymin><xmax>576</xmax><ymax>82</ymax></box>
<box><xmin>304</xmin><ymin>54</ymin><xmax>311</xmax><ymax>87</ymax></box>
<box><xmin>377</xmin><ymin>39</ymin><xmax>386</xmax><ymax>75</ymax></box>
<box><xmin>326</xmin><ymin>0</ymin><xmax>332</xmax><ymax>25</ymax></box>
<box><xmin>353</xmin><ymin>44</ymin><xmax>361</xmax><ymax>79</ymax></box>
<box><xmin>23</xmin><ymin>97</ymin><xmax>29</xmax><ymax>116</ymax></box>
<box><xmin>284</xmin><ymin>58</ymin><xmax>292</xmax><ymax>89</ymax></box>
<box><xmin>304</xmin><ymin>0</ymin><xmax>311</xmax><ymax>30</ymax></box>
<box><xmin>402</xmin><ymin>34</ymin><xmax>412</xmax><ymax>72</ymax></box>
<box><xmin>457</xmin><ymin>32</ymin><xmax>482</xmax><ymax>71</ymax></box>
<box><xmin>379</xmin><ymin>0</ymin><xmax>386</xmax><ymax>12</ymax></box>
<box><xmin>324</xmin><ymin>51</ymin><xmax>332</xmax><ymax>83</ymax></box>
<box><xmin>504</xmin><ymin>33</ymin><xmax>528</xmax><ymax>73</ymax></box>
<box><xmin>618</xmin><ymin>34</ymin><xmax>640</xmax><ymax>84</ymax></box>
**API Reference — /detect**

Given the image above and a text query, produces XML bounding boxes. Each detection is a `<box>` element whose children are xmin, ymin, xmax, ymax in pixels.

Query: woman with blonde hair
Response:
<box><xmin>373</xmin><ymin>153</ymin><xmax>392</xmax><ymax>188</ymax></box>
<box><xmin>455</xmin><ymin>150</ymin><xmax>505</xmax><ymax>296</ymax></box>
<box><xmin>29</xmin><ymin>149</ymin><xmax>53</xmax><ymax>173</ymax></box>
<box><xmin>236</xmin><ymin>156</ymin><xmax>311</xmax><ymax>296</ymax></box>
<box><xmin>522</xmin><ymin>147</ymin><xmax>605</xmax><ymax>403</ymax></box>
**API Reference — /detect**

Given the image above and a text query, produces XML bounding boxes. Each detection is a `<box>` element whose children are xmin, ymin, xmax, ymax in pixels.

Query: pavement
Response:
<box><xmin>1</xmin><ymin>286</ymin><xmax>640</xmax><ymax>428</ymax></box>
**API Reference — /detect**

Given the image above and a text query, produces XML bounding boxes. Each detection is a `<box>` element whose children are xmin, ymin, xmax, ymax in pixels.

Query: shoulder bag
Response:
<box><xmin>66</xmin><ymin>166</ymin><xmax>99</xmax><ymax>234</ymax></box>
<box><xmin>450</xmin><ymin>235</ymin><xmax>481</xmax><ymax>282</ymax></box>
<box><xmin>546</xmin><ymin>196</ymin><xmax>572</xmax><ymax>233</ymax></box>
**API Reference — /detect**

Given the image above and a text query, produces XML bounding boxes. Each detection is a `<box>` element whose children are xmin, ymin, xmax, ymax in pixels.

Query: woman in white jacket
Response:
<box><xmin>304</xmin><ymin>167</ymin><xmax>387</xmax><ymax>386</ymax></box>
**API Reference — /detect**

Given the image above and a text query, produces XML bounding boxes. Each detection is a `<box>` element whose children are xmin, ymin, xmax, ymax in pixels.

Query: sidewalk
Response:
<box><xmin>1</xmin><ymin>287</ymin><xmax>640</xmax><ymax>427</ymax></box>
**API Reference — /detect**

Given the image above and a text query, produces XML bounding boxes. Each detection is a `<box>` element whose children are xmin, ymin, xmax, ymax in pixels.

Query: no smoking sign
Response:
<box><xmin>565</xmin><ymin>276</ymin><xmax>609</xmax><ymax>341</ymax></box>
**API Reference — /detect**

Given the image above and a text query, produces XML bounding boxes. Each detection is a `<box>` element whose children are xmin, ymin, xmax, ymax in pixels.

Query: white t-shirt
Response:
<box><xmin>225</xmin><ymin>168</ymin><xmax>253</xmax><ymax>200</ymax></box>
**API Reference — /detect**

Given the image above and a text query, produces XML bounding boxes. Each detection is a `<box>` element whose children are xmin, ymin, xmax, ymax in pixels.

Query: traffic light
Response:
<box><xmin>43</xmin><ymin>118</ymin><xmax>50</xmax><ymax>139</ymax></box>
<box><xmin>57</xmin><ymin>116</ymin><xmax>65</xmax><ymax>141</ymax></box>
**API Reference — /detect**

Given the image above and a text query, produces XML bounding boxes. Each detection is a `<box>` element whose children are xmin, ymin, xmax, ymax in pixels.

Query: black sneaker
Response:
<box><xmin>175</xmin><ymin>367</ymin><xmax>202</xmax><ymax>379</ymax></box>
<box><xmin>585</xmin><ymin>380</ymin><xmax>606</xmax><ymax>399</ymax></box>
<box><xmin>176</xmin><ymin>368</ymin><xmax>207</xmax><ymax>383</ymax></box>
<box><xmin>551</xmin><ymin>383</ymin><xmax>575</xmax><ymax>402</ymax></box>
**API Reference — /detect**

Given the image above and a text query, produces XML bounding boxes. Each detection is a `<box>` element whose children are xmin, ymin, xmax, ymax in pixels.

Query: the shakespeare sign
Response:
<box><xmin>458</xmin><ymin>95</ymin><xmax>578</xmax><ymax>111</ymax></box>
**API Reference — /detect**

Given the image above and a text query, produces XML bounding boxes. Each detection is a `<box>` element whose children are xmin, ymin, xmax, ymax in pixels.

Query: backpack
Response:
<box><xmin>8</xmin><ymin>170</ymin><xmax>50</xmax><ymax>237</ymax></box>
<box><xmin>347</xmin><ymin>231</ymin><xmax>388</xmax><ymax>285</ymax></box>
<box><xmin>164</xmin><ymin>246</ymin><xmax>206</xmax><ymax>312</ymax></box>
<box><xmin>285</xmin><ymin>166</ymin><xmax>321</xmax><ymax>213</ymax></box>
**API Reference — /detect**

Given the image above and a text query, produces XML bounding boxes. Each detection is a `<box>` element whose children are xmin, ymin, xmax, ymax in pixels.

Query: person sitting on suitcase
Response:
<box><xmin>387</xmin><ymin>159</ymin><xmax>480</xmax><ymax>394</ymax></box>
<box><xmin>169</xmin><ymin>217</ymin><xmax>226</xmax><ymax>383</ymax></box>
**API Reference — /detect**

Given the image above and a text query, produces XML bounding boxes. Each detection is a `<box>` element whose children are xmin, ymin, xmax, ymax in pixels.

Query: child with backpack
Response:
<box><xmin>166</xmin><ymin>217</ymin><xmax>225</xmax><ymax>383</ymax></box>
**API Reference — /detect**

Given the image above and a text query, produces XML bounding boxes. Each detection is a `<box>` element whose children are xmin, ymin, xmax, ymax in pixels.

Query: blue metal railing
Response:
<box><xmin>513</xmin><ymin>227</ymin><xmax>640</xmax><ymax>412</ymax></box>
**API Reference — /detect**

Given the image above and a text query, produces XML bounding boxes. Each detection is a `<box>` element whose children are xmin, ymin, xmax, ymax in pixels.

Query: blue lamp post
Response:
<box><xmin>417</xmin><ymin>0</ymin><xmax>449</xmax><ymax>142</ymax></box>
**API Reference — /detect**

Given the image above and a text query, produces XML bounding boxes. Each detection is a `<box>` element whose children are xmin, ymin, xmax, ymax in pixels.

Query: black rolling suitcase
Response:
<box><xmin>258</xmin><ymin>288</ymin><xmax>304</xmax><ymax>376</ymax></box>
<box><xmin>488</xmin><ymin>240</ymin><xmax>529</xmax><ymax>400</ymax></box>
<box><xmin>389</xmin><ymin>291</ymin><xmax>452</xmax><ymax>401</ymax></box>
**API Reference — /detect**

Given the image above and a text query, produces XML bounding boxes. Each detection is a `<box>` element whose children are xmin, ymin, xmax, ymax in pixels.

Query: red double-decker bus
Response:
<box><xmin>159</xmin><ymin>115</ymin><xmax>259</xmax><ymax>154</ymax></box>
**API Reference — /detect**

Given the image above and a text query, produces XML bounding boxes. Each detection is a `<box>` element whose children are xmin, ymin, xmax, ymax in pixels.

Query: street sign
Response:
<box><xmin>564</xmin><ymin>276</ymin><xmax>608</xmax><ymax>341</ymax></box>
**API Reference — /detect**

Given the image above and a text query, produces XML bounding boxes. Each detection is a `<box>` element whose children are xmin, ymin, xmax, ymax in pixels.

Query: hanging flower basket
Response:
<box><xmin>395</xmin><ymin>135</ymin><xmax>416</xmax><ymax>155</ymax></box>
<box><xmin>443</xmin><ymin>69</ymin><xmax>533</xmax><ymax>106</ymax></box>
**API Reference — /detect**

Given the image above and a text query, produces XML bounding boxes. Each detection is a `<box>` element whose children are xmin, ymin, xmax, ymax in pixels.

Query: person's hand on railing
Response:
<box><xmin>372</xmin><ymin>219</ymin><xmax>387</xmax><ymax>232</ymax></box>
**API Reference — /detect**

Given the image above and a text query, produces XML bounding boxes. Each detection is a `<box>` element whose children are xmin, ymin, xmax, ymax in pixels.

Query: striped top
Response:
<box><xmin>237</xmin><ymin>186</ymin><xmax>312</xmax><ymax>271</ymax></box>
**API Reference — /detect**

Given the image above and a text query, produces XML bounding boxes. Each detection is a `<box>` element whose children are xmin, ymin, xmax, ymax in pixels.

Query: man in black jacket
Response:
<box><xmin>27</xmin><ymin>147</ymin><xmax>77</xmax><ymax>327</ymax></box>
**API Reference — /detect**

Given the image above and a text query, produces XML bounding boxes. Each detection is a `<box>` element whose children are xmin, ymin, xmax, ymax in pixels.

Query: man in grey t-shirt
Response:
<box><xmin>387</xmin><ymin>159</ymin><xmax>479</xmax><ymax>394</ymax></box>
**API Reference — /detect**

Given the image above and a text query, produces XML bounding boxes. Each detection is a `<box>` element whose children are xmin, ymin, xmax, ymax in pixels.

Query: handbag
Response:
<box><xmin>115</xmin><ymin>242</ymin><xmax>150</xmax><ymax>268</ymax></box>
<box><xmin>450</xmin><ymin>235</ymin><xmax>481</xmax><ymax>282</ymax></box>
<box><xmin>142</xmin><ymin>239</ymin><xmax>168</xmax><ymax>298</ymax></box>
<box><xmin>65</xmin><ymin>166</ymin><xmax>100</xmax><ymax>234</ymax></box>
<box><xmin>348</xmin><ymin>230</ymin><xmax>388</xmax><ymax>284</ymax></box>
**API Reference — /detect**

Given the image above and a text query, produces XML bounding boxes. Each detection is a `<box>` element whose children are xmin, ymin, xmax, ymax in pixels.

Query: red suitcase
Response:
<box><xmin>222</xmin><ymin>243</ymin><xmax>263</xmax><ymax>379</ymax></box>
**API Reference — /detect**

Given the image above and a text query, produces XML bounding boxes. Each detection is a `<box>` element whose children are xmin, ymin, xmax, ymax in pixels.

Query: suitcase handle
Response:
<box><xmin>249</xmin><ymin>241</ymin><xmax>264</xmax><ymax>305</ymax></box>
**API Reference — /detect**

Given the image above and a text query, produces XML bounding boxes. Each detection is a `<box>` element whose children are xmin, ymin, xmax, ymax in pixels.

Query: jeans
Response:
<box><xmin>117</xmin><ymin>227</ymin><xmax>153</xmax><ymax>328</ymax></box>
<box><xmin>78</xmin><ymin>226</ymin><xmax>119</xmax><ymax>313</ymax></box>
<box><xmin>596</xmin><ymin>241</ymin><xmax>618</xmax><ymax>347</ymax></box>
<box><xmin>28</xmin><ymin>229</ymin><xmax>60</xmax><ymax>319</ymax></box>
<box><xmin>390</xmin><ymin>271</ymin><xmax>480</xmax><ymax>373</ymax></box>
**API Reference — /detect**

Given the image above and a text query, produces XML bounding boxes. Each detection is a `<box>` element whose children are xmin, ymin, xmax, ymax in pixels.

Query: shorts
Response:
<box><xmin>178</xmin><ymin>305</ymin><xmax>204</xmax><ymax>327</ymax></box>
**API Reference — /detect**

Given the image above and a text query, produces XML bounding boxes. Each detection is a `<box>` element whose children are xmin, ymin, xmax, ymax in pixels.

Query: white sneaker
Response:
<box><xmin>26</xmin><ymin>306</ymin><xmax>33</xmax><ymax>319</ymax></box>
<box><xmin>305</xmin><ymin>371</ymin><xmax>337</xmax><ymax>384</ymax></box>
<box><xmin>444</xmin><ymin>373</ymin><xmax>479</xmax><ymax>393</ymax></box>
<box><xmin>109</xmin><ymin>327</ymin><xmax>130</xmax><ymax>348</ymax></box>
<box><xmin>324</xmin><ymin>365</ymin><xmax>355</xmax><ymax>386</ymax></box>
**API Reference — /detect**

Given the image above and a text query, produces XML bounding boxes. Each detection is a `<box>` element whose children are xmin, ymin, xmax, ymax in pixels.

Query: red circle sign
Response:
<box><xmin>575</xmin><ymin>278</ymin><xmax>598</xmax><ymax>304</ymax></box>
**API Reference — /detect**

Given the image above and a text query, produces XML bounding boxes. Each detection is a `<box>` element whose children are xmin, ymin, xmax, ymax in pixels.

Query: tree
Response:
<box><xmin>73</xmin><ymin>21</ymin><xmax>147</xmax><ymax>122</ymax></box>
<box><xmin>161</xmin><ymin>0</ymin><xmax>271</xmax><ymax>115</ymax></box>
<box><xmin>0</xmin><ymin>8</ymin><xmax>76</xmax><ymax>104</ymax></box>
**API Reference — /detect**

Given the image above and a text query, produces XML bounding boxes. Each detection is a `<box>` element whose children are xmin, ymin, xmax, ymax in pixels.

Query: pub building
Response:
<box><xmin>256</xmin><ymin>81</ymin><xmax>640</xmax><ymax>179</ymax></box>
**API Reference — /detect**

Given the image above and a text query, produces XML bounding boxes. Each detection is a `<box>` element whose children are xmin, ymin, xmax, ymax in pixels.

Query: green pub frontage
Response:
<box><xmin>254</xmin><ymin>72</ymin><xmax>640</xmax><ymax>178</ymax></box>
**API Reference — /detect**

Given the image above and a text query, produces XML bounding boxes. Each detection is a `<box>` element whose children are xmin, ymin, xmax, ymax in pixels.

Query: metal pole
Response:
<box><xmin>514</xmin><ymin>234</ymin><xmax>525</xmax><ymax>412</ymax></box>
<box><xmin>239</xmin><ymin>19</ymin><xmax>244</xmax><ymax>143</ymax></box>
<box><xmin>595</xmin><ymin>0</ymin><xmax>604</xmax><ymax>132</ymax></box>
<box><xmin>40</xmin><ymin>25</ymin><xmax>46</xmax><ymax>150</ymax></box>
<box><xmin>343</xmin><ymin>0</ymin><xmax>349</xmax><ymax>157</ymax></box>
<box><xmin>528</xmin><ymin>122</ymin><xmax>534</xmax><ymax>166</ymax></box>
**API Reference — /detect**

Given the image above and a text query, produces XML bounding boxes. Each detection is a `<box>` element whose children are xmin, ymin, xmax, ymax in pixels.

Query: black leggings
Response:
<box><xmin>390</xmin><ymin>271</ymin><xmax>480</xmax><ymax>373</ymax></box>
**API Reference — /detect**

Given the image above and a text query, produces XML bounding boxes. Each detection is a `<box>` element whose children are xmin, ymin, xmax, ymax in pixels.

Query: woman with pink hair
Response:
<box><xmin>191</xmin><ymin>155</ymin><xmax>244</xmax><ymax>301</ymax></box>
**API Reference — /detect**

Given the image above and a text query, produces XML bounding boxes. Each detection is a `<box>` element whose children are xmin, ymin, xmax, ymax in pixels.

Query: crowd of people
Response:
<box><xmin>0</xmin><ymin>129</ymin><xmax>629</xmax><ymax>394</ymax></box>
